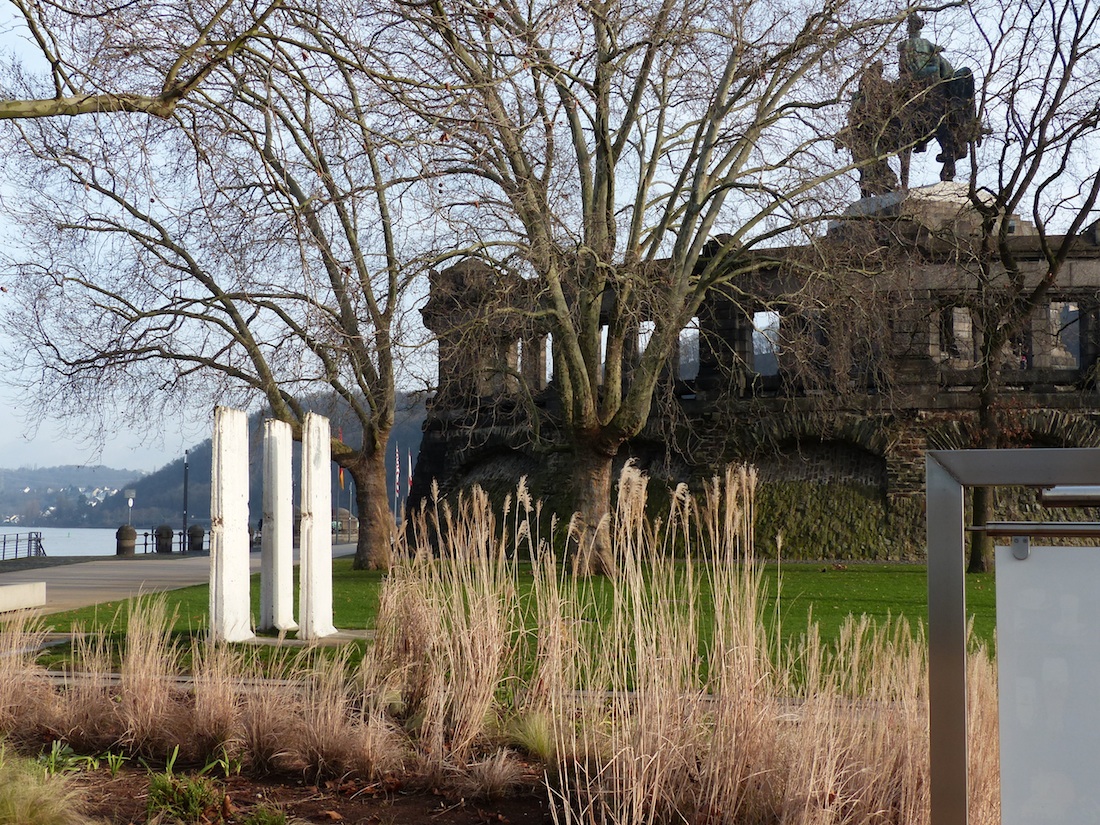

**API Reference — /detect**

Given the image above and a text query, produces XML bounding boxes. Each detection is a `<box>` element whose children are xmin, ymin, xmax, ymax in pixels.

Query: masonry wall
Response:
<box><xmin>412</xmin><ymin>200</ymin><xmax>1100</xmax><ymax>560</ymax></box>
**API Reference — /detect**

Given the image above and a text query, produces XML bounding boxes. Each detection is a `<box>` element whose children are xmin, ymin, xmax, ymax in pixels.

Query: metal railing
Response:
<box><xmin>0</xmin><ymin>531</ymin><xmax>46</xmax><ymax>561</ymax></box>
<box><xmin>134</xmin><ymin>529</ymin><xmax>208</xmax><ymax>554</ymax></box>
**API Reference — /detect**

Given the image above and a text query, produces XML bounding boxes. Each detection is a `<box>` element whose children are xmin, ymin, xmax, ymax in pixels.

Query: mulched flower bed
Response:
<box><xmin>73</xmin><ymin>765</ymin><xmax>558</xmax><ymax>824</ymax></box>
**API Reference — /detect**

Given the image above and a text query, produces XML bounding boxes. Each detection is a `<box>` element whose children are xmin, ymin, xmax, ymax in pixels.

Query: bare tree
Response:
<box><xmin>0</xmin><ymin>0</ymin><xmax>281</xmax><ymax>120</ymax></box>
<box><xmin>948</xmin><ymin>0</ymin><xmax>1100</xmax><ymax>572</ymax></box>
<box><xmin>0</xmin><ymin>2</ymin><xmax>426</xmax><ymax>569</ymax></box>
<box><xmin>364</xmin><ymin>0</ymin><xmax>910</xmax><ymax>572</ymax></box>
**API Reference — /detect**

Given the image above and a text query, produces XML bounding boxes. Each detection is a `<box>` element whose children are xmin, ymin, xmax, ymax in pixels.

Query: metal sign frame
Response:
<box><xmin>926</xmin><ymin>448</ymin><xmax>1100</xmax><ymax>825</ymax></box>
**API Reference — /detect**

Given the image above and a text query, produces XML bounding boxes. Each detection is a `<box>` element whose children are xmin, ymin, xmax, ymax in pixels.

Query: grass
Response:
<box><xmin>766</xmin><ymin>561</ymin><xmax>997</xmax><ymax>645</ymax></box>
<box><xmin>32</xmin><ymin>557</ymin><xmax>997</xmax><ymax>653</ymax></box>
<box><xmin>0</xmin><ymin>467</ymin><xmax>1003</xmax><ymax>824</ymax></box>
<box><xmin>34</xmin><ymin>562</ymin><xmax>389</xmax><ymax>635</ymax></box>
<box><xmin>0</xmin><ymin>743</ymin><xmax>98</xmax><ymax>825</ymax></box>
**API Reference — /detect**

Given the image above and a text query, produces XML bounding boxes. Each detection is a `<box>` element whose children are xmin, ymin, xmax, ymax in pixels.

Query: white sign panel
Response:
<box><xmin>996</xmin><ymin>545</ymin><xmax>1100</xmax><ymax>825</ymax></box>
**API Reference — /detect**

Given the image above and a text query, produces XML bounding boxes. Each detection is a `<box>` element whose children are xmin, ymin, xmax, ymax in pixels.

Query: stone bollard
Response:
<box><xmin>154</xmin><ymin>524</ymin><xmax>174</xmax><ymax>554</ymax></box>
<box><xmin>116</xmin><ymin>524</ymin><xmax>136</xmax><ymax>557</ymax></box>
<box><xmin>187</xmin><ymin>524</ymin><xmax>205</xmax><ymax>553</ymax></box>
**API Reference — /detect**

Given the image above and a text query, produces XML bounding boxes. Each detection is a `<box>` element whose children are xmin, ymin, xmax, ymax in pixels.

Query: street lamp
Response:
<box><xmin>182</xmin><ymin>449</ymin><xmax>189</xmax><ymax>540</ymax></box>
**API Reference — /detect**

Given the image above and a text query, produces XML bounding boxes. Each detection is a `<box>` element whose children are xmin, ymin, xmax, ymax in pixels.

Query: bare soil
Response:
<box><xmin>74</xmin><ymin>766</ymin><xmax>557</xmax><ymax>825</ymax></box>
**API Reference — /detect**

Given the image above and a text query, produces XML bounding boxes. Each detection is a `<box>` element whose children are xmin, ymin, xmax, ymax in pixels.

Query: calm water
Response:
<box><xmin>0</xmin><ymin>526</ymin><xmax>175</xmax><ymax>558</ymax></box>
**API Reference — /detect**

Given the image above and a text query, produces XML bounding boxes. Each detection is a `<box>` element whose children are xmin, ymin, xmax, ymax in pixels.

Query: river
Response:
<box><xmin>0</xmin><ymin>526</ymin><xmax>181</xmax><ymax>558</ymax></box>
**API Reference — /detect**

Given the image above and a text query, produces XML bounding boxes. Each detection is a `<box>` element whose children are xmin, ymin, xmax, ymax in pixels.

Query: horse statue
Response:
<box><xmin>839</xmin><ymin>15</ymin><xmax>981</xmax><ymax>198</ymax></box>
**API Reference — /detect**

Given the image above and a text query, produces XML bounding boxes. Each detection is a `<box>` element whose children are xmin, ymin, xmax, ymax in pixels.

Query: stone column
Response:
<box><xmin>259</xmin><ymin>419</ymin><xmax>297</xmax><ymax>632</ymax></box>
<box><xmin>299</xmin><ymin>412</ymin><xmax>337</xmax><ymax>640</ymax></box>
<box><xmin>209</xmin><ymin>406</ymin><xmax>254</xmax><ymax>643</ymax></box>
<box><xmin>521</xmin><ymin>334</ymin><xmax>547</xmax><ymax>391</ymax></box>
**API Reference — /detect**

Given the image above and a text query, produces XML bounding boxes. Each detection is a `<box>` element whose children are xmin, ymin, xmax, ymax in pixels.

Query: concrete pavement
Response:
<box><xmin>0</xmin><ymin>544</ymin><xmax>358</xmax><ymax>614</ymax></box>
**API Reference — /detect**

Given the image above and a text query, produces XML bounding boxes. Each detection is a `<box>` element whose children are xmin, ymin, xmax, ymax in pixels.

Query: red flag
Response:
<box><xmin>338</xmin><ymin>427</ymin><xmax>345</xmax><ymax>488</ymax></box>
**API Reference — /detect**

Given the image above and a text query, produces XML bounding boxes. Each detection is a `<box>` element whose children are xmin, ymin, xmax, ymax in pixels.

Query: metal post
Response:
<box><xmin>926</xmin><ymin>455</ymin><xmax>968</xmax><ymax>825</ymax></box>
<box><xmin>182</xmin><ymin>449</ymin><xmax>189</xmax><ymax>538</ymax></box>
<box><xmin>926</xmin><ymin>448</ymin><xmax>1100</xmax><ymax>825</ymax></box>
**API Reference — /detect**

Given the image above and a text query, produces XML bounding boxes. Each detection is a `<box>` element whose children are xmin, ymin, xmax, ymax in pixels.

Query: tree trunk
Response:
<box><xmin>571</xmin><ymin>445</ymin><xmax>616</xmax><ymax>576</ymax></box>
<box><xmin>968</xmin><ymin>485</ymin><xmax>994</xmax><ymax>573</ymax></box>
<box><xmin>968</xmin><ymin>374</ymin><xmax>999</xmax><ymax>573</ymax></box>
<box><xmin>350</xmin><ymin>451</ymin><xmax>393</xmax><ymax>571</ymax></box>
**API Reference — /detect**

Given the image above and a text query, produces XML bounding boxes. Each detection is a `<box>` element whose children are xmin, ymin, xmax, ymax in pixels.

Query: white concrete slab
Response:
<box><xmin>260</xmin><ymin>419</ymin><xmax>297</xmax><ymax>632</ymax></box>
<box><xmin>210</xmin><ymin>406</ymin><xmax>255</xmax><ymax>643</ymax></box>
<box><xmin>298</xmin><ymin>412</ymin><xmax>337</xmax><ymax>640</ymax></box>
<box><xmin>0</xmin><ymin>581</ymin><xmax>45</xmax><ymax>612</ymax></box>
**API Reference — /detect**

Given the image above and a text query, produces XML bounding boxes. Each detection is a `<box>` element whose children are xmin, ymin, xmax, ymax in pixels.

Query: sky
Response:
<box><xmin>0</xmin><ymin>392</ymin><xmax>202</xmax><ymax>472</ymax></box>
<box><xmin>0</xmin><ymin>8</ymin><xmax>208</xmax><ymax>472</ymax></box>
<box><xmin>0</xmin><ymin>2</ymin><xmax>1080</xmax><ymax>472</ymax></box>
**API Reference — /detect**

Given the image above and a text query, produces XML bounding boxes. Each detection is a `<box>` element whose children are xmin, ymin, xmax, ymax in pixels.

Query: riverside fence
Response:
<box><xmin>0</xmin><ymin>531</ymin><xmax>45</xmax><ymax>560</ymax></box>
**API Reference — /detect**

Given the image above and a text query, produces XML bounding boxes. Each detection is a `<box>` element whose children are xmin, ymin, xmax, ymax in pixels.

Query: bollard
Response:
<box><xmin>187</xmin><ymin>524</ymin><xmax>205</xmax><ymax>553</ymax></box>
<box><xmin>154</xmin><ymin>524</ymin><xmax>174</xmax><ymax>554</ymax></box>
<box><xmin>115</xmin><ymin>524</ymin><xmax>136</xmax><ymax>557</ymax></box>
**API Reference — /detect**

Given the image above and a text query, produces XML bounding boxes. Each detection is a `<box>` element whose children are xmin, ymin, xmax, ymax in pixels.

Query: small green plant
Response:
<box><xmin>239</xmin><ymin>804</ymin><xmax>291</xmax><ymax>825</ymax></box>
<box><xmin>146</xmin><ymin>771</ymin><xmax>223</xmax><ymax>824</ymax></box>
<box><xmin>506</xmin><ymin>711</ymin><xmax>556</xmax><ymax>763</ymax></box>
<box><xmin>37</xmin><ymin>740</ymin><xmax>97</xmax><ymax>775</ymax></box>
<box><xmin>141</xmin><ymin>743</ymin><xmax>180</xmax><ymax>776</ymax></box>
<box><xmin>200</xmin><ymin>746</ymin><xmax>243</xmax><ymax>778</ymax></box>
<box><xmin>103</xmin><ymin>750</ymin><xmax>129</xmax><ymax>779</ymax></box>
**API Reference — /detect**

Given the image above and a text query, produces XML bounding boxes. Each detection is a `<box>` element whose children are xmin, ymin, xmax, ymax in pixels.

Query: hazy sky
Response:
<box><xmin>0</xmin><ymin>378</ymin><xmax>205</xmax><ymax>472</ymax></box>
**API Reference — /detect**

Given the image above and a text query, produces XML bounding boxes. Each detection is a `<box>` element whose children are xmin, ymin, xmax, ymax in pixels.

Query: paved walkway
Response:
<box><xmin>0</xmin><ymin>544</ymin><xmax>358</xmax><ymax>614</ymax></box>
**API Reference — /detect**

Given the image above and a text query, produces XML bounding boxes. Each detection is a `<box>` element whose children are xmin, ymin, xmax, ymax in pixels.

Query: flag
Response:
<box><xmin>338</xmin><ymin>427</ymin><xmax>345</xmax><ymax>488</ymax></box>
<box><xmin>407</xmin><ymin>450</ymin><xmax>413</xmax><ymax>495</ymax></box>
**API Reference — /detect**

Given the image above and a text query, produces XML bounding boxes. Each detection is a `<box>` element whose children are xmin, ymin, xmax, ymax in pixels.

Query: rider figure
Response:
<box><xmin>898</xmin><ymin>13</ymin><xmax>970</xmax><ymax>169</ymax></box>
<box><xmin>847</xmin><ymin>60</ymin><xmax>899</xmax><ymax>196</ymax></box>
<box><xmin>898</xmin><ymin>14</ymin><xmax>953</xmax><ymax>82</ymax></box>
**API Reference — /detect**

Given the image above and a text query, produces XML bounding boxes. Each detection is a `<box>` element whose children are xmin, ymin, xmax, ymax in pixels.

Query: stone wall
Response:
<box><xmin>411</xmin><ymin>188</ymin><xmax>1100</xmax><ymax>560</ymax></box>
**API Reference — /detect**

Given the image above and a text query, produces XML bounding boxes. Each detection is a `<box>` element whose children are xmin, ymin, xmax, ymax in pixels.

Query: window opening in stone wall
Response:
<box><xmin>938</xmin><ymin>306</ymin><xmax>976</xmax><ymax>362</ymax></box>
<box><xmin>599</xmin><ymin>325</ymin><xmax>608</xmax><ymax>383</ymax></box>
<box><xmin>545</xmin><ymin>334</ymin><xmax>554</xmax><ymax>385</ymax></box>
<box><xmin>1010</xmin><ymin>329</ymin><xmax>1032</xmax><ymax>370</ymax></box>
<box><xmin>679</xmin><ymin>317</ymin><xmax>700</xmax><ymax>380</ymax></box>
<box><xmin>753</xmin><ymin>311</ymin><xmax>780</xmax><ymax>376</ymax></box>
<box><xmin>1051</xmin><ymin>301</ymin><xmax>1080</xmax><ymax>368</ymax></box>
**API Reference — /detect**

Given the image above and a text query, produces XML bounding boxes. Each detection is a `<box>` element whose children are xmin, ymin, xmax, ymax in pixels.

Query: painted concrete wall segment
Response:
<box><xmin>260</xmin><ymin>419</ymin><xmax>297</xmax><ymax>632</ymax></box>
<box><xmin>210</xmin><ymin>406</ymin><xmax>254</xmax><ymax>643</ymax></box>
<box><xmin>299</xmin><ymin>412</ymin><xmax>337</xmax><ymax>639</ymax></box>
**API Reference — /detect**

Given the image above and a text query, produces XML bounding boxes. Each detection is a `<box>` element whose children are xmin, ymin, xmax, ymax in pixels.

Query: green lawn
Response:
<box><xmin>33</xmin><ymin>557</ymin><xmax>997</xmax><ymax>650</ymax></box>
<box><xmin>33</xmin><ymin>559</ymin><xmax>387</xmax><ymax>634</ymax></box>
<box><xmin>765</xmin><ymin>562</ymin><xmax>996</xmax><ymax>646</ymax></box>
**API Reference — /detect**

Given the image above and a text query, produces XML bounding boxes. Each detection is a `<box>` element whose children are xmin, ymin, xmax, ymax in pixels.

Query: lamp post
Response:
<box><xmin>124</xmin><ymin>489</ymin><xmax>136</xmax><ymax>526</ymax></box>
<box><xmin>182</xmin><ymin>449</ymin><xmax>189</xmax><ymax>541</ymax></box>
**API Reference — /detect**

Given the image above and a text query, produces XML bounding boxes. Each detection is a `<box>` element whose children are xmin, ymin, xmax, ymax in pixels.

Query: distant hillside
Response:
<box><xmin>0</xmin><ymin>465</ymin><xmax>145</xmax><ymax>527</ymax></box>
<box><xmin>86</xmin><ymin>394</ymin><xmax>426</xmax><ymax>529</ymax></box>
<box><xmin>0</xmin><ymin>465</ymin><xmax>141</xmax><ymax>490</ymax></box>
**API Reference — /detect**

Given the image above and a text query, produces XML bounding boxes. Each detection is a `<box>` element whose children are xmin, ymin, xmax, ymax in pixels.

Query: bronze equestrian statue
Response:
<box><xmin>841</xmin><ymin>15</ymin><xmax>981</xmax><ymax>198</ymax></box>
